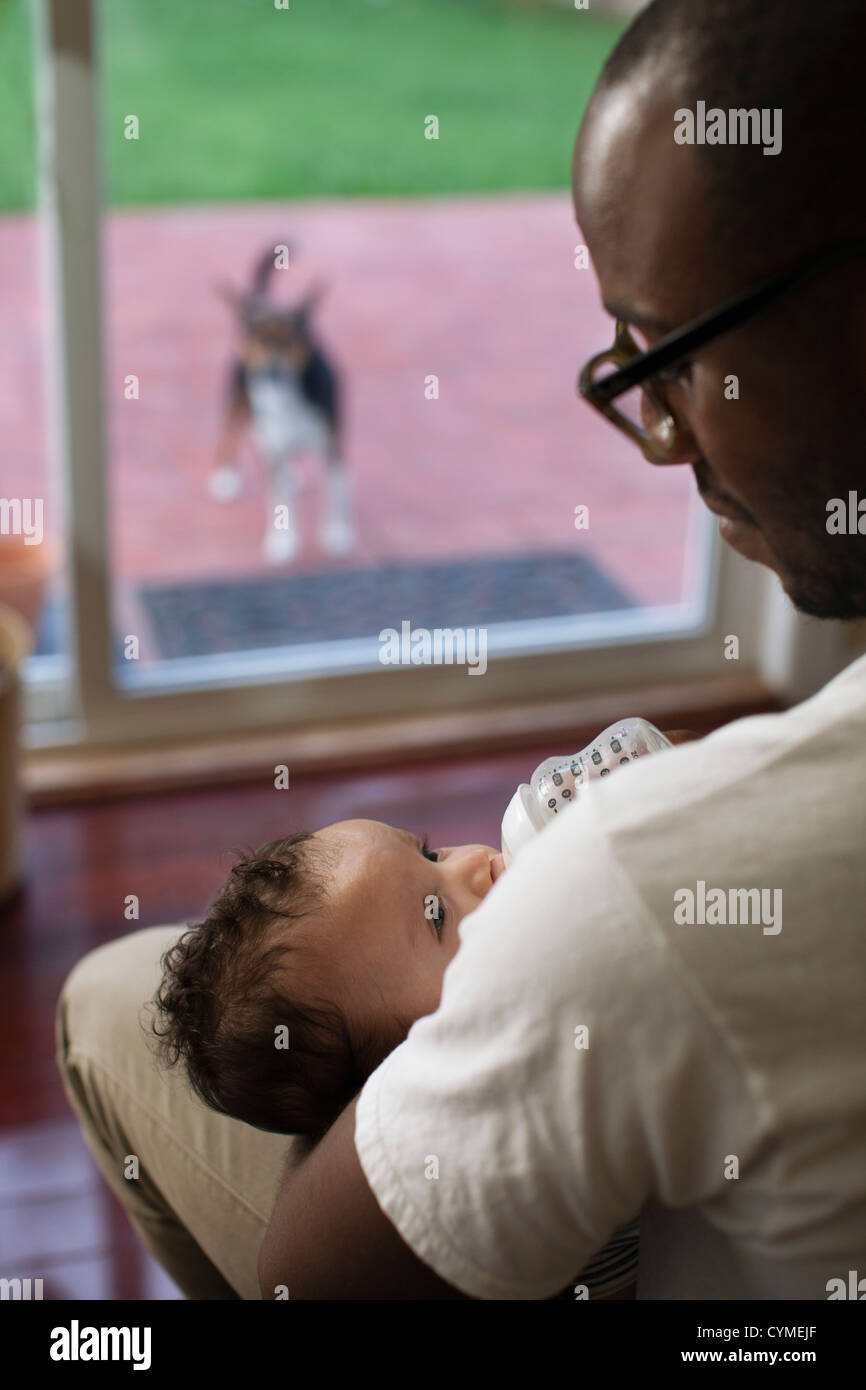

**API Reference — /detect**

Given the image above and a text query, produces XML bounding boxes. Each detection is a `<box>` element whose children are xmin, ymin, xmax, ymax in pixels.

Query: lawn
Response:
<box><xmin>0</xmin><ymin>0</ymin><xmax>625</xmax><ymax>211</ymax></box>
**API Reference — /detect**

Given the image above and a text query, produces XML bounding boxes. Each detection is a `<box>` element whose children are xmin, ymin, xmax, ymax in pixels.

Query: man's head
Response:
<box><xmin>573</xmin><ymin>0</ymin><xmax>866</xmax><ymax>618</ymax></box>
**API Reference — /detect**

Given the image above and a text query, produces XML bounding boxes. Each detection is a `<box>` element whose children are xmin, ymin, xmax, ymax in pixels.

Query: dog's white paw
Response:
<box><xmin>262</xmin><ymin>523</ymin><xmax>300</xmax><ymax>565</ymax></box>
<box><xmin>208</xmin><ymin>464</ymin><xmax>243</xmax><ymax>502</ymax></box>
<box><xmin>319</xmin><ymin>469</ymin><xmax>354</xmax><ymax>555</ymax></box>
<box><xmin>319</xmin><ymin>514</ymin><xmax>355</xmax><ymax>556</ymax></box>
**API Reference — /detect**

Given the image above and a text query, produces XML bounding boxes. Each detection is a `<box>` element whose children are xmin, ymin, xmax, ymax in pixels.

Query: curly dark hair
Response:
<box><xmin>151</xmin><ymin>831</ymin><xmax>379</xmax><ymax>1140</ymax></box>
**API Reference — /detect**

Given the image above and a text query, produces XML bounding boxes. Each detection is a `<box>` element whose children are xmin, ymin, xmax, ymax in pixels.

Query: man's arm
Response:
<box><xmin>258</xmin><ymin>1097</ymin><xmax>473</xmax><ymax>1300</ymax></box>
<box><xmin>258</xmin><ymin>737</ymin><xmax>705</xmax><ymax>1302</ymax></box>
<box><xmin>258</xmin><ymin>1098</ymin><xmax>638</xmax><ymax>1301</ymax></box>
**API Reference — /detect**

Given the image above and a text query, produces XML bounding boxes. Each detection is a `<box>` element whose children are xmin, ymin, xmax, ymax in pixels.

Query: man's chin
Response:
<box><xmin>717</xmin><ymin>510</ymin><xmax>866</xmax><ymax>619</ymax></box>
<box><xmin>779</xmin><ymin>570</ymin><xmax>866</xmax><ymax>621</ymax></box>
<box><xmin>718</xmin><ymin>516</ymin><xmax>776</xmax><ymax>568</ymax></box>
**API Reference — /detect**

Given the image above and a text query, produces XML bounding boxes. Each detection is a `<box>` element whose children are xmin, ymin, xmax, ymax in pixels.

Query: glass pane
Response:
<box><xmin>0</xmin><ymin>0</ymin><xmax>71</xmax><ymax>714</ymax></box>
<box><xmin>99</xmin><ymin>0</ymin><xmax>704</xmax><ymax>687</ymax></box>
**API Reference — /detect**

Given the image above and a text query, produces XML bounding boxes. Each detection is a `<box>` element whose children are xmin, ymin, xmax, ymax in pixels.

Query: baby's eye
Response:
<box><xmin>420</xmin><ymin>836</ymin><xmax>439</xmax><ymax>863</ymax></box>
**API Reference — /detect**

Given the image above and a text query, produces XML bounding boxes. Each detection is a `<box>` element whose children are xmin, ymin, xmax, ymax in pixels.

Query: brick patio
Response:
<box><xmin>0</xmin><ymin>194</ymin><xmax>695</xmax><ymax>654</ymax></box>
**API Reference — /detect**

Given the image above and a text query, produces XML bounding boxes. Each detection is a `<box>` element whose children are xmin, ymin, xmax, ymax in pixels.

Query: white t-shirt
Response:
<box><xmin>355</xmin><ymin>654</ymin><xmax>866</xmax><ymax>1299</ymax></box>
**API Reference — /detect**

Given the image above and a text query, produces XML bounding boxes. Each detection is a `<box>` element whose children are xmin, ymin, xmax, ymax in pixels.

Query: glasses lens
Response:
<box><xmin>591</xmin><ymin>357</ymin><xmax>673</xmax><ymax>443</ymax></box>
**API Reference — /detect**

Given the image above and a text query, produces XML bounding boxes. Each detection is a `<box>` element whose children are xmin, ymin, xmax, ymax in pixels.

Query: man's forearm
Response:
<box><xmin>257</xmin><ymin>1097</ymin><xmax>471</xmax><ymax>1300</ymax></box>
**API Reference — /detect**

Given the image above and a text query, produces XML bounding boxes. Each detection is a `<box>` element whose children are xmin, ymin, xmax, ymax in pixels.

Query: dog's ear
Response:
<box><xmin>296</xmin><ymin>279</ymin><xmax>328</xmax><ymax>319</ymax></box>
<box><xmin>213</xmin><ymin>281</ymin><xmax>245</xmax><ymax>312</ymax></box>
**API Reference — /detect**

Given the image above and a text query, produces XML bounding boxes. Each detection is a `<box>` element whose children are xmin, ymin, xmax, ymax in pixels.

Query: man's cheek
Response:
<box><xmin>691</xmin><ymin>377</ymin><xmax>767</xmax><ymax>493</ymax></box>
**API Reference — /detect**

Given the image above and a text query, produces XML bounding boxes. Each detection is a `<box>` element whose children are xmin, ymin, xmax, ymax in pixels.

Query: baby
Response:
<box><xmin>153</xmin><ymin>816</ymin><xmax>640</xmax><ymax>1299</ymax></box>
<box><xmin>154</xmin><ymin>820</ymin><xmax>506</xmax><ymax>1138</ymax></box>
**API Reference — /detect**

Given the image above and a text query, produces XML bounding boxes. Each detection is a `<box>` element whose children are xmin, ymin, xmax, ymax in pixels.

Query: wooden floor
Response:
<box><xmin>0</xmin><ymin>720</ymin><xmax>739</xmax><ymax>1299</ymax></box>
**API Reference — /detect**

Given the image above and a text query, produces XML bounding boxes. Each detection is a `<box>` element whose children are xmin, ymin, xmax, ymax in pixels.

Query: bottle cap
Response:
<box><xmin>501</xmin><ymin>783</ymin><xmax>544</xmax><ymax>868</ymax></box>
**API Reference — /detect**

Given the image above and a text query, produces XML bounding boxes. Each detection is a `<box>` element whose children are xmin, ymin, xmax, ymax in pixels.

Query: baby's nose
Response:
<box><xmin>463</xmin><ymin>845</ymin><xmax>500</xmax><ymax>893</ymax></box>
<box><xmin>441</xmin><ymin>844</ymin><xmax>500</xmax><ymax>892</ymax></box>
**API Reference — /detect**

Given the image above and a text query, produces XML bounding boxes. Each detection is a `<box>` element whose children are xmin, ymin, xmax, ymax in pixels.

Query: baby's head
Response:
<box><xmin>153</xmin><ymin>820</ymin><xmax>505</xmax><ymax>1141</ymax></box>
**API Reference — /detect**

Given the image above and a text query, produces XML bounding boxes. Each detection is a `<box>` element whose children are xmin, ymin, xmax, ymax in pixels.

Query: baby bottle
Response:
<box><xmin>500</xmin><ymin>718</ymin><xmax>672</xmax><ymax>867</ymax></box>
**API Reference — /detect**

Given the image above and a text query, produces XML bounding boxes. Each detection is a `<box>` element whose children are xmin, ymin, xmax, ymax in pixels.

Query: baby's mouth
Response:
<box><xmin>489</xmin><ymin>852</ymin><xmax>506</xmax><ymax>884</ymax></box>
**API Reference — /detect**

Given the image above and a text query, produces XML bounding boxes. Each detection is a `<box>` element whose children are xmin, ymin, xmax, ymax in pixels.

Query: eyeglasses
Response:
<box><xmin>578</xmin><ymin>235</ymin><xmax>866</xmax><ymax>463</ymax></box>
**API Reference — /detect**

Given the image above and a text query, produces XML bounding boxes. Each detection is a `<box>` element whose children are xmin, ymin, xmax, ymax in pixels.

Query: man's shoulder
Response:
<box><xmin>592</xmin><ymin>656</ymin><xmax>866</xmax><ymax>842</ymax></box>
<box><xmin>465</xmin><ymin>665</ymin><xmax>866</xmax><ymax>1018</ymax></box>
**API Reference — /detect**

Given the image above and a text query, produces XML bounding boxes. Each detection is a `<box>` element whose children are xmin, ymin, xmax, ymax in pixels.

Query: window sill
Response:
<box><xmin>23</xmin><ymin>673</ymin><xmax>780</xmax><ymax>807</ymax></box>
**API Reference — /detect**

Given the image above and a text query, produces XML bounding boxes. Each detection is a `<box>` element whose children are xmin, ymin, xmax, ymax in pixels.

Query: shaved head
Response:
<box><xmin>572</xmin><ymin>0</ymin><xmax>866</xmax><ymax>619</ymax></box>
<box><xmin>593</xmin><ymin>0</ymin><xmax>866</xmax><ymax>269</ymax></box>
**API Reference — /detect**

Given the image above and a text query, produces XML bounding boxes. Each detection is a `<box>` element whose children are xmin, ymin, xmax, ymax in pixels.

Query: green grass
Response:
<box><xmin>0</xmin><ymin>0</ymin><xmax>624</xmax><ymax>212</ymax></box>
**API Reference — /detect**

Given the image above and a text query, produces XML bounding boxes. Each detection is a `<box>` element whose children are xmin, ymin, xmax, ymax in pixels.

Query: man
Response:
<box><xmin>256</xmin><ymin>0</ymin><xmax>866</xmax><ymax>1299</ymax></box>
<box><xmin>59</xmin><ymin>0</ymin><xmax>866</xmax><ymax>1299</ymax></box>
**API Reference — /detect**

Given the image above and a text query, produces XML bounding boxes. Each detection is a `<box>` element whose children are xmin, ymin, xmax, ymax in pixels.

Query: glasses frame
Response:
<box><xmin>578</xmin><ymin>234</ymin><xmax>866</xmax><ymax>462</ymax></box>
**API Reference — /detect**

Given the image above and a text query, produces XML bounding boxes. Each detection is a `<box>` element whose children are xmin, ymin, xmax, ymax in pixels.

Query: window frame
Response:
<box><xmin>26</xmin><ymin>0</ymin><xmax>846</xmax><ymax>754</ymax></box>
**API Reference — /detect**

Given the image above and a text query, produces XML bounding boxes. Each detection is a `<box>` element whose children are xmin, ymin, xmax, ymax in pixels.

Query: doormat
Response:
<box><xmin>139</xmin><ymin>551</ymin><xmax>634</xmax><ymax>660</ymax></box>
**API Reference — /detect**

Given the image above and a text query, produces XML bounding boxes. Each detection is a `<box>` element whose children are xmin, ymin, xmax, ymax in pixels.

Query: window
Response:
<box><xmin>16</xmin><ymin>0</ymin><xmax>839</xmax><ymax>754</ymax></box>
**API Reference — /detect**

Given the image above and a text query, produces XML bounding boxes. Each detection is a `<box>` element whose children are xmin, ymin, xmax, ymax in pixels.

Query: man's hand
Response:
<box><xmin>258</xmin><ymin>1097</ymin><xmax>473</xmax><ymax>1300</ymax></box>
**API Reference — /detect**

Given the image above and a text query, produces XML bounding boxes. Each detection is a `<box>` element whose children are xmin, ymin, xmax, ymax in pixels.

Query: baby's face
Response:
<box><xmin>307</xmin><ymin>819</ymin><xmax>505</xmax><ymax>1058</ymax></box>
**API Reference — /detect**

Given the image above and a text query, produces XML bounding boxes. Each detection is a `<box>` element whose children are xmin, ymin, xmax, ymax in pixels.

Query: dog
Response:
<box><xmin>209</xmin><ymin>244</ymin><xmax>354</xmax><ymax>564</ymax></box>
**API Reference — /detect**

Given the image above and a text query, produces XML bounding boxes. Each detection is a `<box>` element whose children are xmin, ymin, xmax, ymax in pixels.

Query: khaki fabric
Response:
<box><xmin>56</xmin><ymin>924</ymin><xmax>311</xmax><ymax>1300</ymax></box>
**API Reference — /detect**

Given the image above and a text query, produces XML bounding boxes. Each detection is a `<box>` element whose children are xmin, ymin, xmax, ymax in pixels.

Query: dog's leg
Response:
<box><xmin>262</xmin><ymin>452</ymin><xmax>302</xmax><ymax>564</ymax></box>
<box><xmin>209</xmin><ymin>360</ymin><xmax>249</xmax><ymax>502</ymax></box>
<box><xmin>318</xmin><ymin>436</ymin><xmax>355</xmax><ymax>556</ymax></box>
